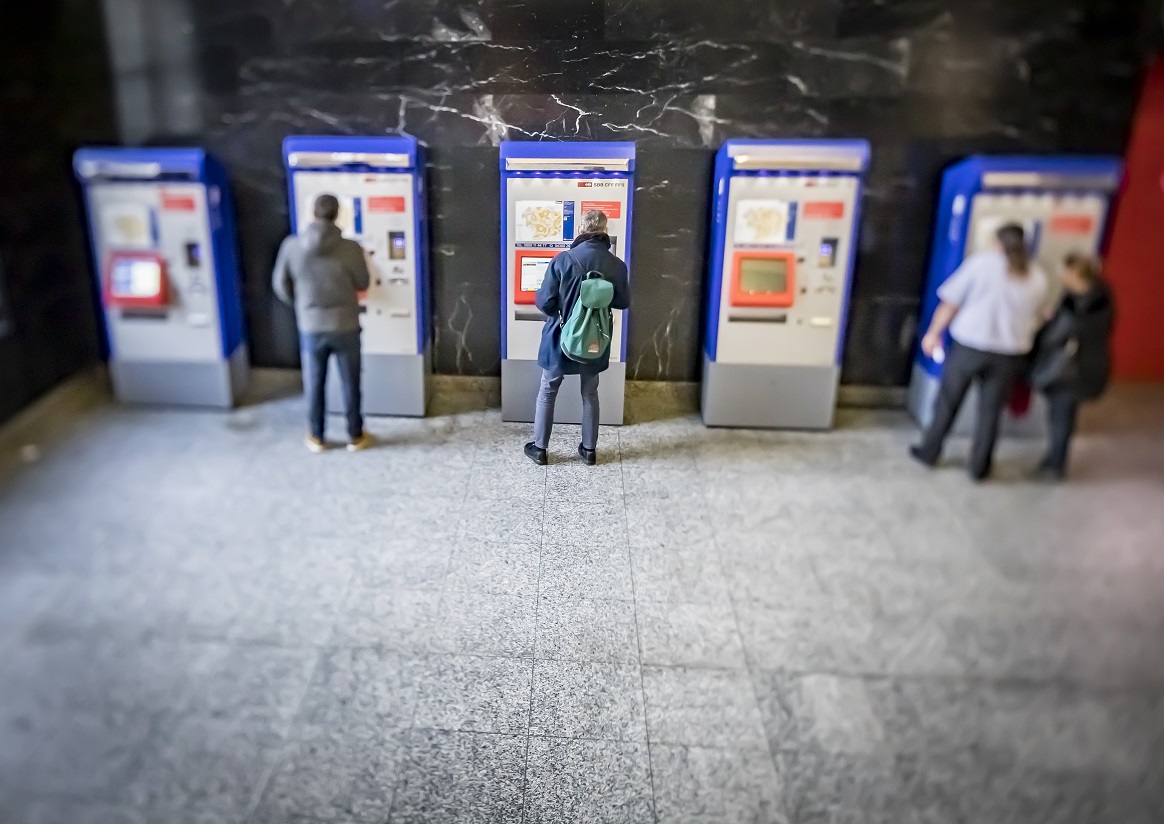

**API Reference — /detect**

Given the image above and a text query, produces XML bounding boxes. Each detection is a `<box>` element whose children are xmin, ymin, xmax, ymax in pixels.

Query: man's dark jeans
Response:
<box><xmin>300</xmin><ymin>330</ymin><xmax>363</xmax><ymax>442</ymax></box>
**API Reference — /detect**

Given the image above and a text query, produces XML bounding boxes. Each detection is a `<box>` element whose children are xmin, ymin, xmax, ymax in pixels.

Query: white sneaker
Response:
<box><xmin>347</xmin><ymin>432</ymin><xmax>373</xmax><ymax>452</ymax></box>
<box><xmin>304</xmin><ymin>434</ymin><xmax>326</xmax><ymax>453</ymax></box>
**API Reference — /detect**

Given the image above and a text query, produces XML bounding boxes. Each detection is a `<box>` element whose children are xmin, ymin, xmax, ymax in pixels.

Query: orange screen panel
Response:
<box><xmin>730</xmin><ymin>250</ymin><xmax>796</xmax><ymax>308</ymax></box>
<box><xmin>514</xmin><ymin>251</ymin><xmax>556</xmax><ymax>305</ymax></box>
<box><xmin>104</xmin><ymin>251</ymin><xmax>170</xmax><ymax>309</ymax></box>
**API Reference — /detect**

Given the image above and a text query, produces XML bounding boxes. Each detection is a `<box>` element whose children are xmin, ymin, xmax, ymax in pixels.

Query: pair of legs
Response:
<box><xmin>300</xmin><ymin>330</ymin><xmax>363</xmax><ymax>442</ymax></box>
<box><xmin>533</xmin><ymin>369</ymin><xmax>600</xmax><ymax>451</ymax></box>
<box><xmin>1041</xmin><ymin>387</ymin><xmax>1079</xmax><ymax>476</ymax></box>
<box><xmin>915</xmin><ymin>341</ymin><xmax>1025</xmax><ymax>479</ymax></box>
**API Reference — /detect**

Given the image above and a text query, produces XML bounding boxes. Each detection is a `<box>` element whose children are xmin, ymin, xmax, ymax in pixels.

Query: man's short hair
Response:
<box><xmin>314</xmin><ymin>194</ymin><xmax>340</xmax><ymax>222</ymax></box>
<box><xmin>578</xmin><ymin>210</ymin><xmax>608</xmax><ymax>235</ymax></box>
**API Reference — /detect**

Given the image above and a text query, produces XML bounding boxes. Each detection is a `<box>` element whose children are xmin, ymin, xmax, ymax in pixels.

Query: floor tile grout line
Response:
<box><xmin>238</xmin><ymin>644</ymin><xmax>328</xmax><ymax>824</ymax></box>
<box><xmin>519</xmin><ymin>445</ymin><xmax>549</xmax><ymax>824</ymax></box>
<box><xmin>619</xmin><ymin>426</ymin><xmax>660</xmax><ymax>823</ymax></box>
<box><xmin>383</xmin><ymin>445</ymin><xmax>481</xmax><ymax>824</ymax></box>
<box><xmin>704</xmin><ymin>474</ymin><xmax>790</xmax><ymax>795</ymax></box>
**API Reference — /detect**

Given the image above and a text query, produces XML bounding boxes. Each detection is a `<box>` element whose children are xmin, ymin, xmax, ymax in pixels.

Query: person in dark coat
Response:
<box><xmin>523</xmin><ymin>210</ymin><xmax>630</xmax><ymax>466</ymax></box>
<box><xmin>1032</xmin><ymin>253</ymin><xmax>1115</xmax><ymax>480</ymax></box>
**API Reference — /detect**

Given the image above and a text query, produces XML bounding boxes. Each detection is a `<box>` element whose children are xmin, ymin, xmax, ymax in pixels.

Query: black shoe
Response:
<box><xmin>1029</xmin><ymin>460</ymin><xmax>1065</xmax><ymax>482</ymax></box>
<box><xmin>968</xmin><ymin>465</ymin><xmax>991</xmax><ymax>482</ymax></box>
<box><xmin>578</xmin><ymin>443</ymin><xmax>597</xmax><ymax>466</ymax></box>
<box><xmin>909</xmin><ymin>445</ymin><xmax>937</xmax><ymax>468</ymax></box>
<box><xmin>524</xmin><ymin>442</ymin><xmax>548</xmax><ymax>466</ymax></box>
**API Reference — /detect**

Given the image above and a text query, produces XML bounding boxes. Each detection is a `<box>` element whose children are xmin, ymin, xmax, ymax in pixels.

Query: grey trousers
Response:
<box><xmin>534</xmin><ymin>369</ymin><xmax>600</xmax><ymax>450</ymax></box>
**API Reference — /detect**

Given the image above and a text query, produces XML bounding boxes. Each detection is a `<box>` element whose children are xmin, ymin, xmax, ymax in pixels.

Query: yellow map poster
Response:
<box><xmin>735</xmin><ymin>199</ymin><xmax>789</xmax><ymax>245</ymax></box>
<box><xmin>516</xmin><ymin>201</ymin><xmax>566</xmax><ymax>242</ymax></box>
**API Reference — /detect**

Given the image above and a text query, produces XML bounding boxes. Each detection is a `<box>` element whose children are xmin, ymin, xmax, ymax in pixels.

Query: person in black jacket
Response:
<box><xmin>1032</xmin><ymin>253</ymin><xmax>1115</xmax><ymax>480</ymax></box>
<box><xmin>523</xmin><ymin>210</ymin><xmax>630</xmax><ymax>466</ymax></box>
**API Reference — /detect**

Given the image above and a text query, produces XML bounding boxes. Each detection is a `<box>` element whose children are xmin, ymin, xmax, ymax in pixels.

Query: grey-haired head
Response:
<box><xmin>578</xmin><ymin>210</ymin><xmax>609</xmax><ymax>235</ymax></box>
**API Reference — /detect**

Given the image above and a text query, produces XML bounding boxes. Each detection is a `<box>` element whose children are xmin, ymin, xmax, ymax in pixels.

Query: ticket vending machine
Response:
<box><xmin>907</xmin><ymin>156</ymin><xmax>1123</xmax><ymax>434</ymax></box>
<box><xmin>283</xmin><ymin>136</ymin><xmax>430</xmax><ymax>416</ymax></box>
<box><xmin>73</xmin><ymin>148</ymin><xmax>248</xmax><ymax>408</ymax></box>
<box><xmin>702</xmin><ymin>139</ymin><xmax>870</xmax><ymax>429</ymax></box>
<box><xmin>500</xmin><ymin>142</ymin><xmax>634</xmax><ymax>424</ymax></box>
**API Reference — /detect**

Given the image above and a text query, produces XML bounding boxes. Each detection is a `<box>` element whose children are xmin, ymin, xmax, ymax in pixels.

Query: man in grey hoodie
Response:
<box><xmin>273</xmin><ymin>194</ymin><xmax>372</xmax><ymax>452</ymax></box>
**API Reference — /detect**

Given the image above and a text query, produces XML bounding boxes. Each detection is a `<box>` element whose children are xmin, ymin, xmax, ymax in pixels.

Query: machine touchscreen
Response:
<box><xmin>112</xmin><ymin>259</ymin><xmax>162</xmax><ymax>298</ymax></box>
<box><xmin>739</xmin><ymin>257</ymin><xmax>787</xmax><ymax>294</ymax></box>
<box><xmin>515</xmin><ymin>254</ymin><xmax>554</xmax><ymax>304</ymax></box>
<box><xmin>106</xmin><ymin>255</ymin><xmax>168</xmax><ymax>308</ymax></box>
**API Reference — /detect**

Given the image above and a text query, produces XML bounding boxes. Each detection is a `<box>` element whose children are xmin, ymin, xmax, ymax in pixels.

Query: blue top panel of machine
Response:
<box><xmin>716</xmin><ymin>139</ymin><xmax>871</xmax><ymax>174</ymax></box>
<box><xmin>942</xmin><ymin>154</ymin><xmax>1123</xmax><ymax>190</ymax></box>
<box><xmin>500</xmin><ymin>141</ymin><xmax>636</xmax><ymax>169</ymax></box>
<box><xmin>283</xmin><ymin>135</ymin><xmax>420</xmax><ymax>170</ymax></box>
<box><xmin>73</xmin><ymin>147</ymin><xmax>210</xmax><ymax>182</ymax></box>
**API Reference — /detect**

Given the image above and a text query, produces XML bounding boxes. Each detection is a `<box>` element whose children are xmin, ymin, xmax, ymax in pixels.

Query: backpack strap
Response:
<box><xmin>558</xmin><ymin>249</ymin><xmax>584</xmax><ymax>327</ymax></box>
<box><xmin>557</xmin><ymin>249</ymin><xmax>609</xmax><ymax>325</ymax></box>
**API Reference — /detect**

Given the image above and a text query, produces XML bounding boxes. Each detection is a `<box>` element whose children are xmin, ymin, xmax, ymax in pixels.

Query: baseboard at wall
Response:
<box><xmin>0</xmin><ymin>365</ymin><xmax>112</xmax><ymax>479</ymax></box>
<box><xmin>836</xmin><ymin>385</ymin><xmax>909</xmax><ymax>409</ymax></box>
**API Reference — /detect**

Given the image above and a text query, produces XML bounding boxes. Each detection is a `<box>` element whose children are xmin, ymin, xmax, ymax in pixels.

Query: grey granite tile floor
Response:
<box><xmin>1</xmin><ymin>380</ymin><xmax>1163</xmax><ymax>822</ymax></box>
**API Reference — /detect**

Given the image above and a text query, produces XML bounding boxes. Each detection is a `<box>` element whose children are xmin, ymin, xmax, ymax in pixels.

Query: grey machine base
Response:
<box><xmin>701</xmin><ymin>357</ymin><xmax>839</xmax><ymax>430</ymax></box>
<box><xmin>109</xmin><ymin>345</ymin><xmax>249</xmax><ymax>409</ymax></box>
<box><xmin>501</xmin><ymin>359</ymin><xmax>626</xmax><ymax>425</ymax></box>
<box><xmin>326</xmin><ymin>351</ymin><xmax>429</xmax><ymax>417</ymax></box>
<box><xmin>907</xmin><ymin>362</ymin><xmax>1047</xmax><ymax>438</ymax></box>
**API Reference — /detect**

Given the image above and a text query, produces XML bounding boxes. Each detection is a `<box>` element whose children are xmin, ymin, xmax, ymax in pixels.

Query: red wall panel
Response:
<box><xmin>1105</xmin><ymin>58</ymin><xmax>1164</xmax><ymax>381</ymax></box>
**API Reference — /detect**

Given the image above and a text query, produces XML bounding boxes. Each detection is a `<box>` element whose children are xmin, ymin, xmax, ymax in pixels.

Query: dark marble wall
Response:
<box><xmin>0</xmin><ymin>1</ymin><xmax>115</xmax><ymax>424</ymax></box>
<box><xmin>99</xmin><ymin>0</ymin><xmax>1155</xmax><ymax>384</ymax></box>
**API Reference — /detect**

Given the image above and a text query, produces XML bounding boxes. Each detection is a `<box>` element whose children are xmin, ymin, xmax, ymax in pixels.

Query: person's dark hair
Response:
<box><xmin>314</xmin><ymin>194</ymin><xmax>340</xmax><ymax>222</ymax></box>
<box><xmin>996</xmin><ymin>223</ymin><xmax>1029</xmax><ymax>276</ymax></box>
<box><xmin>1064</xmin><ymin>251</ymin><xmax>1101</xmax><ymax>286</ymax></box>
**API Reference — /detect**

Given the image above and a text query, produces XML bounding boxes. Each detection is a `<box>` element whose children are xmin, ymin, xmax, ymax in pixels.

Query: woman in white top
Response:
<box><xmin>911</xmin><ymin>223</ymin><xmax>1050</xmax><ymax>480</ymax></box>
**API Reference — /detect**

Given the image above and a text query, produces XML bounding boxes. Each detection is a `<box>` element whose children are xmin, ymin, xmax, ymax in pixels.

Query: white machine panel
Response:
<box><xmin>714</xmin><ymin>175</ymin><xmax>859</xmax><ymax>366</ymax></box>
<box><xmin>504</xmin><ymin>176</ymin><xmax>628</xmax><ymax>360</ymax></box>
<box><xmin>87</xmin><ymin>182</ymin><xmax>223</xmax><ymax>362</ymax></box>
<box><xmin>290</xmin><ymin>171</ymin><xmax>420</xmax><ymax>357</ymax></box>
<box><xmin>965</xmin><ymin>191</ymin><xmax>1109</xmax><ymax>293</ymax></box>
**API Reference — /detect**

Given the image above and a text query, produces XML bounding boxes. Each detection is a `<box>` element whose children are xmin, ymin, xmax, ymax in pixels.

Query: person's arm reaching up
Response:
<box><xmin>272</xmin><ymin>237</ymin><xmax>295</xmax><ymax>306</ymax></box>
<box><xmin>348</xmin><ymin>242</ymin><xmax>371</xmax><ymax>293</ymax></box>
<box><xmin>535</xmin><ymin>256</ymin><xmax>562</xmax><ymax>317</ymax></box>
<box><xmin>610</xmin><ymin>261</ymin><xmax>630</xmax><ymax>310</ymax></box>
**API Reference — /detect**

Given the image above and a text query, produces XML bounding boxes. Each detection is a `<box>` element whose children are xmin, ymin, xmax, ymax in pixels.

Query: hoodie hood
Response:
<box><xmin>302</xmin><ymin>219</ymin><xmax>342</xmax><ymax>254</ymax></box>
<box><xmin>570</xmin><ymin>232</ymin><xmax>611</xmax><ymax>250</ymax></box>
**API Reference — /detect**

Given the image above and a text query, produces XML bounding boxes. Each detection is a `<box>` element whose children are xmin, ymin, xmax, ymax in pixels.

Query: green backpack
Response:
<box><xmin>559</xmin><ymin>268</ymin><xmax>614</xmax><ymax>363</ymax></box>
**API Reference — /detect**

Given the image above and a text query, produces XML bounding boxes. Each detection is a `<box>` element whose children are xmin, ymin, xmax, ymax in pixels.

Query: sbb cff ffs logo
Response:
<box><xmin>577</xmin><ymin>181</ymin><xmax>624</xmax><ymax>188</ymax></box>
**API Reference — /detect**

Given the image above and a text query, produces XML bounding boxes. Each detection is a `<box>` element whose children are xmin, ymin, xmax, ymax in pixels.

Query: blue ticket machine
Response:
<box><xmin>907</xmin><ymin>156</ymin><xmax>1123</xmax><ymax>435</ymax></box>
<box><xmin>702</xmin><ymin>139</ymin><xmax>870</xmax><ymax>429</ymax></box>
<box><xmin>74</xmin><ymin>148</ymin><xmax>248</xmax><ymax>408</ymax></box>
<box><xmin>499</xmin><ymin>142</ymin><xmax>635</xmax><ymax>424</ymax></box>
<box><xmin>283</xmin><ymin>135</ymin><xmax>431</xmax><ymax>416</ymax></box>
